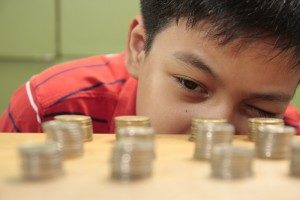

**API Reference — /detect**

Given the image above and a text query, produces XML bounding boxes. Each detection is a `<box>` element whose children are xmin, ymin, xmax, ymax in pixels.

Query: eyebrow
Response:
<box><xmin>173</xmin><ymin>51</ymin><xmax>219</xmax><ymax>80</ymax></box>
<box><xmin>248</xmin><ymin>92</ymin><xmax>292</xmax><ymax>103</ymax></box>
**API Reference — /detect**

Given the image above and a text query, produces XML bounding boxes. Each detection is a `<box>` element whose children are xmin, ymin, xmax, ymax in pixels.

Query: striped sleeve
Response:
<box><xmin>0</xmin><ymin>81</ymin><xmax>42</xmax><ymax>133</ymax></box>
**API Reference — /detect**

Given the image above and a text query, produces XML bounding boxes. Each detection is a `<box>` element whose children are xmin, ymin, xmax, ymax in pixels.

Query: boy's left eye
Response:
<box><xmin>245</xmin><ymin>104</ymin><xmax>278</xmax><ymax>118</ymax></box>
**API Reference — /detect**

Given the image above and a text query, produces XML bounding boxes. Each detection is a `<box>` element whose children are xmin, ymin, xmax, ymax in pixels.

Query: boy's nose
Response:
<box><xmin>212</xmin><ymin>104</ymin><xmax>247</xmax><ymax>134</ymax></box>
<box><xmin>201</xmin><ymin>103</ymin><xmax>244</xmax><ymax>133</ymax></box>
<box><xmin>209</xmin><ymin>103</ymin><xmax>235</xmax><ymax>121</ymax></box>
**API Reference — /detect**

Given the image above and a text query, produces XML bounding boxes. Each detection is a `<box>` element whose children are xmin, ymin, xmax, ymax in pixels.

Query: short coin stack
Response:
<box><xmin>114</xmin><ymin>116</ymin><xmax>151</xmax><ymax>140</ymax></box>
<box><xmin>19</xmin><ymin>142</ymin><xmax>63</xmax><ymax>180</ymax></box>
<box><xmin>43</xmin><ymin>120</ymin><xmax>84</xmax><ymax>159</ymax></box>
<box><xmin>290</xmin><ymin>140</ymin><xmax>300</xmax><ymax>177</ymax></box>
<box><xmin>256</xmin><ymin>125</ymin><xmax>295</xmax><ymax>159</ymax></box>
<box><xmin>118</xmin><ymin>126</ymin><xmax>156</xmax><ymax>159</ymax></box>
<box><xmin>55</xmin><ymin>115</ymin><xmax>93</xmax><ymax>142</ymax></box>
<box><xmin>111</xmin><ymin>138</ymin><xmax>154</xmax><ymax>181</ymax></box>
<box><xmin>189</xmin><ymin>118</ymin><xmax>227</xmax><ymax>142</ymax></box>
<box><xmin>194</xmin><ymin>122</ymin><xmax>234</xmax><ymax>160</ymax></box>
<box><xmin>211</xmin><ymin>144</ymin><xmax>254</xmax><ymax>180</ymax></box>
<box><xmin>248</xmin><ymin>118</ymin><xmax>283</xmax><ymax>142</ymax></box>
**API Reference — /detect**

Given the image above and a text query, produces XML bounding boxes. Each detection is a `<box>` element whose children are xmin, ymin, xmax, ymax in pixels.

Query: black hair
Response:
<box><xmin>140</xmin><ymin>0</ymin><xmax>300</xmax><ymax>67</ymax></box>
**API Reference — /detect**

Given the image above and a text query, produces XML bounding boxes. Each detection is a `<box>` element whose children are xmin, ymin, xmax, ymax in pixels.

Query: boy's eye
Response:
<box><xmin>180</xmin><ymin>78</ymin><xmax>198</xmax><ymax>90</ymax></box>
<box><xmin>174</xmin><ymin>76</ymin><xmax>209</xmax><ymax>96</ymax></box>
<box><xmin>245</xmin><ymin>105</ymin><xmax>277</xmax><ymax>118</ymax></box>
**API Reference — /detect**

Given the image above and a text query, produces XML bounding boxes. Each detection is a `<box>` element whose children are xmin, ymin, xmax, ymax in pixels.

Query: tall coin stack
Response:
<box><xmin>248</xmin><ymin>118</ymin><xmax>283</xmax><ymax>142</ymax></box>
<box><xmin>211</xmin><ymin>144</ymin><xmax>254</xmax><ymax>180</ymax></box>
<box><xmin>194</xmin><ymin>122</ymin><xmax>234</xmax><ymax>160</ymax></box>
<box><xmin>114</xmin><ymin>116</ymin><xmax>151</xmax><ymax>140</ymax></box>
<box><xmin>256</xmin><ymin>125</ymin><xmax>295</xmax><ymax>159</ymax></box>
<box><xmin>189</xmin><ymin>118</ymin><xmax>227</xmax><ymax>142</ymax></box>
<box><xmin>290</xmin><ymin>140</ymin><xmax>300</xmax><ymax>177</ymax></box>
<box><xmin>19</xmin><ymin>142</ymin><xmax>63</xmax><ymax>180</ymax></box>
<box><xmin>43</xmin><ymin>120</ymin><xmax>84</xmax><ymax>159</ymax></box>
<box><xmin>55</xmin><ymin>115</ymin><xmax>93</xmax><ymax>142</ymax></box>
<box><xmin>111</xmin><ymin>138</ymin><xmax>154</xmax><ymax>181</ymax></box>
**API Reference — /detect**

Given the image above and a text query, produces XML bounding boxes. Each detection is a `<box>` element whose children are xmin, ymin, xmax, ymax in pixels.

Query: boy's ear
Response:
<box><xmin>125</xmin><ymin>16</ymin><xmax>146</xmax><ymax>79</ymax></box>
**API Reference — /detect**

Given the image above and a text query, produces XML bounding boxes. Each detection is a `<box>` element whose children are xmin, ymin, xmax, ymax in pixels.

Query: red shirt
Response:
<box><xmin>0</xmin><ymin>53</ymin><xmax>136</xmax><ymax>133</ymax></box>
<box><xmin>0</xmin><ymin>53</ymin><xmax>299</xmax><ymax>134</ymax></box>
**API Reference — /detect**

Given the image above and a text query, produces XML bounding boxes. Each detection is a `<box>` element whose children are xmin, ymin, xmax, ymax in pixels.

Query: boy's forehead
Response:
<box><xmin>157</xmin><ymin>19</ymin><xmax>299</xmax><ymax>72</ymax></box>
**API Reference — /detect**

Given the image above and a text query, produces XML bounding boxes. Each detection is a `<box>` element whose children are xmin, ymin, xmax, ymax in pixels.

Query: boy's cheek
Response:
<box><xmin>137</xmin><ymin>97</ymin><xmax>198</xmax><ymax>133</ymax></box>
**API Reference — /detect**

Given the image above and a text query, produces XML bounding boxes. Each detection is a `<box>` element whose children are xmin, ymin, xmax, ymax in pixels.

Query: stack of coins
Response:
<box><xmin>19</xmin><ymin>142</ymin><xmax>63</xmax><ymax>180</ymax></box>
<box><xmin>111</xmin><ymin>138</ymin><xmax>154</xmax><ymax>181</ymax></box>
<box><xmin>118</xmin><ymin>126</ymin><xmax>156</xmax><ymax>159</ymax></box>
<box><xmin>248</xmin><ymin>118</ymin><xmax>284</xmax><ymax>142</ymax></box>
<box><xmin>43</xmin><ymin>120</ymin><xmax>84</xmax><ymax>159</ymax></box>
<box><xmin>256</xmin><ymin>125</ymin><xmax>295</xmax><ymax>159</ymax></box>
<box><xmin>194</xmin><ymin>122</ymin><xmax>234</xmax><ymax>160</ymax></box>
<box><xmin>290</xmin><ymin>140</ymin><xmax>300</xmax><ymax>177</ymax></box>
<box><xmin>189</xmin><ymin>118</ymin><xmax>227</xmax><ymax>142</ymax></box>
<box><xmin>55</xmin><ymin>115</ymin><xmax>93</xmax><ymax>142</ymax></box>
<box><xmin>211</xmin><ymin>144</ymin><xmax>254</xmax><ymax>180</ymax></box>
<box><xmin>117</xmin><ymin>126</ymin><xmax>155</xmax><ymax>141</ymax></box>
<box><xmin>114</xmin><ymin>116</ymin><xmax>151</xmax><ymax>140</ymax></box>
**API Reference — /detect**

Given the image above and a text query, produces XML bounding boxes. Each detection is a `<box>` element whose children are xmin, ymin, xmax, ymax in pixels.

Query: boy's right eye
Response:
<box><xmin>177</xmin><ymin>77</ymin><xmax>198</xmax><ymax>90</ymax></box>
<box><xmin>174</xmin><ymin>76</ymin><xmax>209</xmax><ymax>98</ymax></box>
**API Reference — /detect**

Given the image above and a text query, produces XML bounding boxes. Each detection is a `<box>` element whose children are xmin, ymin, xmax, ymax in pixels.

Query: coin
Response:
<box><xmin>211</xmin><ymin>144</ymin><xmax>254</xmax><ymax>180</ymax></box>
<box><xmin>248</xmin><ymin>118</ymin><xmax>283</xmax><ymax>142</ymax></box>
<box><xmin>111</xmin><ymin>138</ymin><xmax>154</xmax><ymax>181</ymax></box>
<box><xmin>193</xmin><ymin>122</ymin><xmax>234</xmax><ymax>160</ymax></box>
<box><xmin>114</xmin><ymin>116</ymin><xmax>151</xmax><ymax>139</ymax></box>
<box><xmin>117</xmin><ymin>126</ymin><xmax>156</xmax><ymax>159</ymax></box>
<box><xmin>256</xmin><ymin>125</ymin><xmax>295</xmax><ymax>159</ymax></box>
<box><xmin>117</xmin><ymin>126</ymin><xmax>155</xmax><ymax>140</ymax></box>
<box><xmin>290</xmin><ymin>139</ymin><xmax>300</xmax><ymax>177</ymax></box>
<box><xmin>55</xmin><ymin>115</ymin><xmax>93</xmax><ymax>142</ymax></box>
<box><xmin>19</xmin><ymin>141</ymin><xmax>63</xmax><ymax>180</ymax></box>
<box><xmin>42</xmin><ymin>120</ymin><xmax>84</xmax><ymax>159</ymax></box>
<box><xmin>189</xmin><ymin>118</ymin><xmax>227</xmax><ymax>142</ymax></box>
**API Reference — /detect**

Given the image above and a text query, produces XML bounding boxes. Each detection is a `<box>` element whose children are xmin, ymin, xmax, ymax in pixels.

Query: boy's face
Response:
<box><xmin>127</xmin><ymin>18</ymin><xmax>300</xmax><ymax>134</ymax></box>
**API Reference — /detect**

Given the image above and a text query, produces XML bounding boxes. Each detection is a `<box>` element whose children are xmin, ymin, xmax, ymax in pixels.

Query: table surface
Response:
<box><xmin>0</xmin><ymin>133</ymin><xmax>299</xmax><ymax>200</ymax></box>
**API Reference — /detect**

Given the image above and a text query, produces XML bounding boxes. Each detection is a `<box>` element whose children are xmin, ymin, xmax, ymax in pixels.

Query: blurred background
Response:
<box><xmin>0</xmin><ymin>0</ymin><xmax>298</xmax><ymax>114</ymax></box>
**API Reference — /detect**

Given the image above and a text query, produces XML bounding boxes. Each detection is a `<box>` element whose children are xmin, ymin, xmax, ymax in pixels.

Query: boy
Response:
<box><xmin>0</xmin><ymin>0</ymin><xmax>299</xmax><ymax>134</ymax></box>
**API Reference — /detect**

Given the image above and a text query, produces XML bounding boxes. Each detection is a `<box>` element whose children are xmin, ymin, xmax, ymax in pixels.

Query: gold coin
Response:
<box><xmin>115</xmin><ymin>116</ymin><xmax>151</xmax><ymax>133</ymax></box>
<box><xmin>55</xmin><ymin>115</ymin><xmax>91</xmax><ymax>124</ymax></box>
<box><xmin>248</xmin><ymin>118</ymin><xmax>283</xmax><ymax>142</ymax></box>
<box><xmin>189</xmin><ymin>118</ymin><xmax>227</xmax><ymax>142</ymax></box>
<box><xmin>54</xmin><ymin>115</ymin><xmax>93</xmax><ymax>142</ymax></box>
<box><xmin>115</xmin><ymin>116</ymin><xmax>150</xmax><ymax>128</ymax></box>
<box><xmin>114</xmin><ymin>116</ymin><xmax>151</xmax><ymax>140</ymax></box>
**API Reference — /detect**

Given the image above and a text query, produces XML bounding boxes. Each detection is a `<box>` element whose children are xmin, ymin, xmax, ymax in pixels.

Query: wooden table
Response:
<box><xmin>0</xmin><ymin>134</ymin><xmax>299</xmax><ymax>200</ymax></box>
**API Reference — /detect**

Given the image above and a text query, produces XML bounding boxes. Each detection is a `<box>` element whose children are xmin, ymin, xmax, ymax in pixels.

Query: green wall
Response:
<box><xmin>60</xmin><ymin>0</ymin><xmax>139</xmax><ymax>56</ymax></box>
<box><xmin>0</xmin><ymin>61</ymin><xmax>54</xmax><ymax>112</ymax></box>
<box><xmin>0</xmin><ymin>0</ymin><xmax>139</xmax><ymax>59</ymax></box>
<box><xmin>0</xmin><ymin>0</ymin><xmax>56</xmax><ymax>59</ymax></box>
